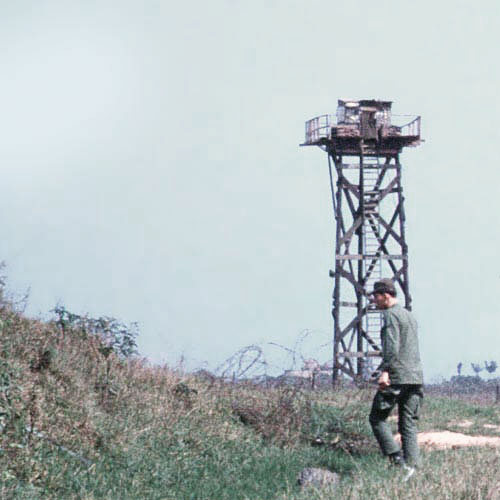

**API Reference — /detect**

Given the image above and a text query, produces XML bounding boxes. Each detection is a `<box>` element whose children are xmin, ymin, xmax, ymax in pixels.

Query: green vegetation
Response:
<box><xmin>0</xmin><ymin>291</ymin><xmax>499</xmax><ymax>499</ymax></box>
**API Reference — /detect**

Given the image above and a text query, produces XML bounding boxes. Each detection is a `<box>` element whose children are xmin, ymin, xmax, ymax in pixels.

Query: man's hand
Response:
<box><xmin>378</xmin><ymin>371</ymin><xmax>390</xmax><ymax>390</ymax></box>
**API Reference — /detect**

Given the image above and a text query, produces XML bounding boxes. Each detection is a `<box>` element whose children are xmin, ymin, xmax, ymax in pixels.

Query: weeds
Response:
<box><xmin>1</xmin><ymin>290</ymin><xmax>500</xmax><ymax>498</ymax></box>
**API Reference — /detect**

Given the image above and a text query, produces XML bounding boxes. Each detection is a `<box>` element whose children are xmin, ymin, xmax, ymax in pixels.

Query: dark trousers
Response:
<box><xmin>369</xmin><ymin>385</ymin><xmax>423</xmax><ymax>467</ymax></box>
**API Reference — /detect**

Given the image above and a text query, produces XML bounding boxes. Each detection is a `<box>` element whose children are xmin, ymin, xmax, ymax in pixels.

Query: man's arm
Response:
<box><xmin>379</xmin><ymin>312</ymin><xmax>400</xmax><ymax>383</ymax></box>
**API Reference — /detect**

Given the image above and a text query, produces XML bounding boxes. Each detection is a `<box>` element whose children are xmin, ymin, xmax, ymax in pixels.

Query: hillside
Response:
<box><xmin>1</xmin><ymin>293</ymin><xmax>500</xmax><ymax>499</ymax></box>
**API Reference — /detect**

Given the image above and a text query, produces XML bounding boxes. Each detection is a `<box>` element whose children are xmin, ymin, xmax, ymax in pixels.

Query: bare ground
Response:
<box><xmin>394</xmin><ymin>430</ymin><xmax>500</xmax><ymax>449</ymax></box>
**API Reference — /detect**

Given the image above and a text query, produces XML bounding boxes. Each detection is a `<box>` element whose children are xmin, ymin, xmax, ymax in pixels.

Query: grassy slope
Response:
<box><xmin>1</xmin><ymin>301</ymin><xmax>499</xmax><ymax>499</ymax></box>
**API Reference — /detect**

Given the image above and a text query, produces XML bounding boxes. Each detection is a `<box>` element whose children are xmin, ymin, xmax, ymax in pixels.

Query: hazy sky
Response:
<box><xmin>1</xmin><ymin>1</ymin><xmax>499</xmax><ymax>380</ymax></box>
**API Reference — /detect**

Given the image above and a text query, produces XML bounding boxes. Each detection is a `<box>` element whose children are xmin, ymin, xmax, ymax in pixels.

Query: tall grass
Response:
<box><xmin>1</xmin><ymin>296</ymin><xmax>500</xmax><ymax>499</ymax></box>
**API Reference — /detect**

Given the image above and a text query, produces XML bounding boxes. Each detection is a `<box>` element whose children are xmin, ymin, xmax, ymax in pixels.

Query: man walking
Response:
<box><xmin>368</xmin><ymin>279</ymin><xmax>424</xmax><ymax>481</ymax></box>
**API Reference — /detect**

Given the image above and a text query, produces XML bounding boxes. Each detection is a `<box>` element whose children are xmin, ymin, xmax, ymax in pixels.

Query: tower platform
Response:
<box><xmin>301</xmin><ymin>99</ymin><xmax>421</xmax><ymax>155</ymax></box>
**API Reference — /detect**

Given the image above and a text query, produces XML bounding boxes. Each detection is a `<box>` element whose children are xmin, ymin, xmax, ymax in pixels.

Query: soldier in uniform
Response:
<box><xmin>368</xmin><ymin>279</ymin><xmax>424</xmax><ymax>481</ymax></box>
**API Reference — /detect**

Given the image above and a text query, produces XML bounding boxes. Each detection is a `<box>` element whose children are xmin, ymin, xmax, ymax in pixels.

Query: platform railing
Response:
<box><xmin>304</xmin><ymin>114</ymin><xmax>335</xmax><ymax>144</ymax></box>
<box><xmin>389</xmin><ymin>115</ymin><xmax>421</xmax><ymax>137</ymax></box>
<box><xmin>304</xmin><ymin>114</ymin><xmax>421</xmax><ymax>144</ymax></box>
<box><xmin>398</xmin><ymin>116</ymin><xmax>420</xmax><ymax>137</ymax></box>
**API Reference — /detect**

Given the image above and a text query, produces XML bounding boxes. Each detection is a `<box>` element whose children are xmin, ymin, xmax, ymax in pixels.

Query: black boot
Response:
<box><xmin>389</xmin><ymin>451</ymin><xmax>405</xmax><ymax>466</ymax></box>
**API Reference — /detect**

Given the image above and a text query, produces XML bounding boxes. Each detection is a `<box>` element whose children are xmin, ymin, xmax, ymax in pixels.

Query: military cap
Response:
<box><xmin>371</xmin><ymin>278</ymin><xmax>397</xmax><ymax>296</ymax></box>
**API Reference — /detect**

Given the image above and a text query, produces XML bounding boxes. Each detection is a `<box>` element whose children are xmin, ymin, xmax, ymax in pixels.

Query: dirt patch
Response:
<box><xmin>483</xmin><ymin>424</ymin><xmax>500</xmax><ymax>432</ymax></box>
<box><xmin>453</xmin><ymin>420</ymin><xmax>473</xmax><ymax>428</ymax></box>
<box><xmin>447</xmin><ymin>420</ymin><xmax>500</xmax><ymax>432</ymax></box>
<box><xmin>395</xmin><ymin>431</ymin><xmax>500</xmax><ymax>449</ymax></box>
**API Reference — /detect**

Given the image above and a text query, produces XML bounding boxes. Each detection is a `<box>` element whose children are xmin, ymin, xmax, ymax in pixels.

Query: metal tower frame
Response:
<box><xmin>302</xmin><ymin>99</ymin><xmax>422</xmax><ymax>383</ymax></box>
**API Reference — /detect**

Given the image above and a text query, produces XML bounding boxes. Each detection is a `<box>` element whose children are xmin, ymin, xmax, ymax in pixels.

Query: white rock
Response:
<box><xmin>297</xmin><ymin>467</ymin><xmax>340</xmax><ymax>489</ymax></box>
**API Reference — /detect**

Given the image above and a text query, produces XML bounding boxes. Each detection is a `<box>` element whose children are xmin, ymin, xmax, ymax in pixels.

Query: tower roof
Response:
<box><xmin>338</xmin><ymin>99</ymin><xmax>393</xmax><ymax>110</ymax></box>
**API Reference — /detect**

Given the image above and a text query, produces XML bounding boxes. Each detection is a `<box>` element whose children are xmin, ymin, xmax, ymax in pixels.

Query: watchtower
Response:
<box><xmin>301</xmin><ymin>99</ymin><xmax>422</xmax><ymax>383</ymax></box>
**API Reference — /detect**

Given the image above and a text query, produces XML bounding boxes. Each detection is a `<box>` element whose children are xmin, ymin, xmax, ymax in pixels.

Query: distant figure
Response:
<box><xmin>457</xmin><ymin>362</ymin><xmax>463</xmax><ymax>376</ymax></box>
<box><xmin>368</xmin><ymin>279</ymin><xmax>424</xmax><ymax>482</ymax></box>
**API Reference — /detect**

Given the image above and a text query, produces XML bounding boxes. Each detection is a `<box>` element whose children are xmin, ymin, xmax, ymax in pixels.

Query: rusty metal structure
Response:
<box><xmin>301</xmin><ymin>99</ymin><xmax>422</xmax><ymax>383</ymax></box>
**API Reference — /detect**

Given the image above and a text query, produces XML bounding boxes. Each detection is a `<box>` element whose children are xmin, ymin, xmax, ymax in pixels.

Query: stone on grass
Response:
<box><xmin>297</xmin><ymin>467</ymin><xmax>340</xmax><ymax>489</ymax></box>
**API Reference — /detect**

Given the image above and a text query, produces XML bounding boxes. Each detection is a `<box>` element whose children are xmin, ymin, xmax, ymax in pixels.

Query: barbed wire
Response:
<box><xmin>215</xmin><ymin>330</ymin><xmax>334</xmax><ymax>380</ymax></box>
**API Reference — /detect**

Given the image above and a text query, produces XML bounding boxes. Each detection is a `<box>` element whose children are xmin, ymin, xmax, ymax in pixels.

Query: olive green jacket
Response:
<box><xmin>379</xmin><ymin>303</ymin><xmax>423</xmax><ymax>385</ymax></box>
